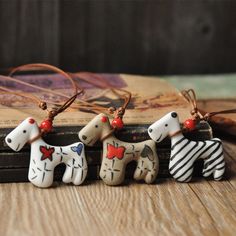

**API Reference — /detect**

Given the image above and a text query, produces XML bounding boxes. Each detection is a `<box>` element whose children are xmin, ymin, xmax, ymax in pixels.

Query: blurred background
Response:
<box><xmin>1</xmin><ymin>0</ymin><xmax>236</xmax><ymax>75</ymax></box>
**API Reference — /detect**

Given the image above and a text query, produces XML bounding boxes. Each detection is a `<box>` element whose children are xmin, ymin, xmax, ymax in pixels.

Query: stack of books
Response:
<box><xmin>0</xmin><ymin>73</ymin><xmax>212</xmax><ymax>183</ymax></box>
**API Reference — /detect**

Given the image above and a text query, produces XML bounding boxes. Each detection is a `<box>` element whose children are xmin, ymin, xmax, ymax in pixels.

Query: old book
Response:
<box><xmin>0</xmin><ymin>73</ymin><xmax>212</xmax><ymax>183</ymax></box>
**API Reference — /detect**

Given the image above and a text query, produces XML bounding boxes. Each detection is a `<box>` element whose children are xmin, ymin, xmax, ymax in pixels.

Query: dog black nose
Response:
<box><xmin>7</xmin><ymin>138</ymin><xmax>12</xmax><ymax>143</ymax></box>
<box><xmin>149</xmin><ymin>128</ymin><xmax>153</xmax><ymax>133</ymax></box>
<box><xmin>82</xmin><ymin>135</ymin><xmax>87</xmax><ymax>140</ymax></box>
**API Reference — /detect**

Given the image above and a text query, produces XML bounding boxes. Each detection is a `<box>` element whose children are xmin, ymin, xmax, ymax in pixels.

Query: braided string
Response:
<box><xmin>70</xmin><ymin>72</ymin><xmax>131</xmax><ymax>119</ymax></box>
<box><xmin>181</xmin><ymin>89</ymin><xmax>236</xmax><ymax>121</ymax></box>
<box><xmin>0</xmin><ymin>63</ymin><xmax>84</xmax><ymax>122</ymax></box>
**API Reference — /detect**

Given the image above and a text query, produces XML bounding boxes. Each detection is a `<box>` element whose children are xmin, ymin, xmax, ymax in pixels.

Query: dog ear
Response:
<box><xmin>171</xmin><ymin>112</ymin><xmax>177</xmax><ymax>118</ymax></box>
<box><xmin>101</xmin><ymin>116</ymin><xmax>107</xmax><ymax>123</ymax></box>
<box><xmin>28</xmin><ymin>118</ymin><xmax>35</xmax><ymax>124</ymax></box>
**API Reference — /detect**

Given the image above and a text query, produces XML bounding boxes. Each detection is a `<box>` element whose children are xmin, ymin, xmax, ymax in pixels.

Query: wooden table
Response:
<box><xmin>1</xmin><ymin>74</ymin><xmax>235</xmax><ymax>235</ymax></box>
<box><xmin>0</xmin><ymin>139</ymin><xmax>235</xmax><ymax>236</ymax></box>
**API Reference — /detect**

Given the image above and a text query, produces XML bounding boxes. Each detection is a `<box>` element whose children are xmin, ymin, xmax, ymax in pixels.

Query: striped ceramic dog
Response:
<box><xmin>148</xmin><ymin>112</ymin><xmax>225</xmax><ymax>182</ymax></box>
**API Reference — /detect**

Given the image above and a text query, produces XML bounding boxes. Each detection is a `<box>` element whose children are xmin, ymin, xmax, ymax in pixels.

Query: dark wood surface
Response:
<box><xmin>0</xmin><ymin>0</ymin><xmax>59</xmax><ymax>67</ymax></box>
<box><xmin>0</xmin><ymin>0</ymin><xmax>236</xmax><ymax>74</ymax></box>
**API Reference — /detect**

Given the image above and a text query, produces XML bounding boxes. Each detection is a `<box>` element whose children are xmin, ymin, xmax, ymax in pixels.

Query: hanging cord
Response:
<box><xmin>9</xmin><ymin>63</ymin><xmax>78</xmax><ymax>94</ymax></box>
<box><xmin>0</xmin><ymin>76</ymin><xmax>85</xmax><ymax>112</ymax></box>
<box><xmin>1</xmin><ymin>64</ymin><xmax>132</xmax><ymax>129</ymax></box>
<box><xmin>7</xmin><ymin>63</ymin><xmax>106</xmax><ymax>112</ymax></box>
<box><xmin>46</xmin><ymin>92</ymin><xmax>82</xmax><ymax>122</ymax></box>
<box><xmin>0</xmin><ymin>63</ymin><xmax>84</xmax><ymax>133</ymax></box>
<box><xmin>70</xmin><ymin>72</ymin><xmax>131</xmax><ymax>122</ymax></box>
<box><xmin>181</xmin><ymin>89</ymin><xmax>236</xmax><ymax>130</ymax></box>
<box><xmin>1</xmin><ymin>63</ymin><xmax>82</xmax><ymax>109</ymax></box>
<box><xmin>0</xmin><ymin>82</ymin><xmax>48</xmax><ymax>110</ymax></box>
<box><xmin>70</xmin><ymin>72</ymin><xmax>132</xmax><ymax>129</ymax></box>
<box><xmin>3</xmin><ymin>64</ymin><xmax>119</xmax><ymax>114</ymax></box>
<box><xmin>181</xmin><ymin>89</ymin><xmax>204</xmax><ymax>121</ymax></box>
<box><xmin>0</xmin><ymin>83</ymin><xmax>82</xmax><ymax>135</ymax></box>
<box><xmin>4</xmin><ymin>65</ymin><xmax>131</xmax><ymax>116</ymax></box>
<box><xmin>202</xmin><ymin>109</ymin><xmax>236</xmax><ymax>121</ymax></box>
<box><xmin>30</xmin><ymin>92</ymin><xmax>82</xmax><ymax>143</ymax></box>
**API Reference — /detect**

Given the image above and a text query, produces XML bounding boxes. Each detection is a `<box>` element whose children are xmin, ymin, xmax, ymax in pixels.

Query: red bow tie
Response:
<box><xmin>107</xmin><ymin>144</ymin><xmax>125</xmax><ymax>160</ymax></box>
<box><xmin>40</xmin><ymin>146</ymin><xmax>55</xmax><ymax>161</ymax></box>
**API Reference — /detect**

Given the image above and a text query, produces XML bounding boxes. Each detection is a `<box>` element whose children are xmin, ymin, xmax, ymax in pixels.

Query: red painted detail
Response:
<box><xmin>40</xmin><ymin>146</ymin><xmax>55</xmax><ymax>161</ymax></box>
<box><xmin>184</xmin><ymin>119</ymin><xmax>196</xmax><ymax>131</ymax></box>
<box><xmin>111</xmin><ymin>117</ymin><xmax>124</xmax><ymax>129</ymax></box>
<box><xmin>28</xmin><ymin>118</ymin><xmax>35</xmax><ymax>124</ymax></box>
<box><xmin>106</xmin><ymin>144</ymin><xmax>125</xmax><ymax>160</ymax></box>
<box><xmin>40</xmin><ymin>119</ymin><xmax>53</xmax><ymax>132</ymax></box>
<box><xmin>101</xmin><ymin>116</ymin><xmax>107</xmax><ymax>123</ymax></box>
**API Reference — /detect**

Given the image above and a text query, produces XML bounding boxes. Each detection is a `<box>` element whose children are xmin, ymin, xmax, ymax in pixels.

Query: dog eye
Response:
<box><xmin>23</xmin><ymin>130</ymin><xmax>27</xmax><ymax>133</ymax></box>
<box><xmin>165</xmin><ymin>124</ymin><xmax>168</xmax><ymax>127</ymax></box>
<box><xmin>95</xmin><ymin>125</ymin><xmax>98</xmax><ymax>128</ymax></box>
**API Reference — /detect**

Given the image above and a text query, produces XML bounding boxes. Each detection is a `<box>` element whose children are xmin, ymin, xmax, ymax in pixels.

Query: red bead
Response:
<box><xmin>111</xmin><ymin>117</ymin><xmax>124</xmax><ymax>129</ymax></box>
<box><xmin>28</xmin><ymin>118</ymin><xmax>35</xmax><ymax>124</ymax></box>
<box><xmin>184</xmin><ymin>119</ymin><xmax>196</xmax><ymax>131</ymax></box>
<box><xmin>101</xmin><ymin>116</ymin><xmax>107</xmax><ymax>123</ymax></box>
<box><xmin>40</xmin><ymin>119</ymin><xmax>53</xmax><ymax>132</ymax></box>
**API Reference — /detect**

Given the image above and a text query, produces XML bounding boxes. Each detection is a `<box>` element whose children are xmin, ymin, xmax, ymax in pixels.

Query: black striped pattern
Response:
<box><xmin>169</xmin><ymin>136</ymin><xmax>225</xmax><ymax>182</ymax></box>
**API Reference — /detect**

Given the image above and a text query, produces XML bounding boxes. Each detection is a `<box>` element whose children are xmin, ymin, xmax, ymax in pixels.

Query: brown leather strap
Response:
<box><xmin>169</xmin><ymin>130</ymin><xmax>182</xmax><ymax>138</ymax></box>
<box><xmin>27</xmin><ymin>127</ymin><xmax>42</xmax><ymax>144</ymax></box>
<box><xmin>27</xmin><ymin>133</ymin><xmax>42</xmax><ymax>144</ymax></box>
<box><xmin>100</xmin><ymin>129</ymin><xmax>115</xmax><ymax>141</ymax></box>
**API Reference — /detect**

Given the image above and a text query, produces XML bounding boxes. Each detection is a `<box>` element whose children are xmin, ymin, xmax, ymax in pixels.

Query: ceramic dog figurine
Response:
<box><xmin>148</xmin><ymin>111</ymin><xmax>225</xmax><ymax>182</ymax></box>
<box><xmin>5</xmin><ymin>117</ymin><xmax>88</xmax><ymax>188</ymax></box>
<box><xmin>79</xmin><ymin>113</ymin><xmax>159</xmax><ymax>185</ymax></box>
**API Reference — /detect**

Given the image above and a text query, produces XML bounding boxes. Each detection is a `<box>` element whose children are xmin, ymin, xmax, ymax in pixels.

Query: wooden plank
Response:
<box><xmin>0</xmin><ymin>0</ymin><xmax>60</xmax><ymax>68</ymax></box>
<box><xmin>60</xmin><ymin>0</ymin><xmax>236</xmax><ymax>74</ymax></box>
<box><xmin>1</xmin><ymin>1</ymin><xmax>236</xmax><ymax>73</ymax></box>
<box><xmin>222</xmin><ymin>141</ymin><xmax>236</xmax><ymax>189</ymax></box>
<box><xmin>0</xmin><ymin>179</ymin><xmax>235</xmax><ymax>235</ymax></box>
